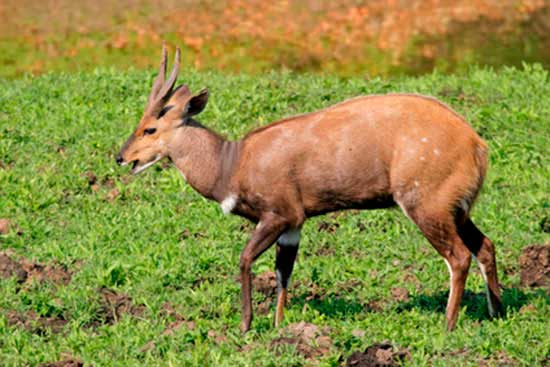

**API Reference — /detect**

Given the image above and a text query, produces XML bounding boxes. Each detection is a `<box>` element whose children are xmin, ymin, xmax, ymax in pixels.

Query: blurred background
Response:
<box><xmin>1</xmin><ymin>0</ymin><xmax>548</xmax><ymax>78</ymax></box>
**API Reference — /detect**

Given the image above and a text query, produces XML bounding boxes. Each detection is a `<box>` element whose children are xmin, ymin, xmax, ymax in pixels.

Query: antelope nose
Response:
<box><xmin>115</xmin><ymin>155</ymin><xmax>124</xmax><ymax>166</ymax></box>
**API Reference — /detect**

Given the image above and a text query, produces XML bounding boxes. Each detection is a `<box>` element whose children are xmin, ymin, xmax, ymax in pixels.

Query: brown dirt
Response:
<box><xmin>315</xmin><ymin>244</ymin><xmax>336</xmax><ymax>256</ymax></box>
<box><xmin>253</xmin><ymin>271</ymin><xmax>277</xmax><ymax>297</ymax></box>
<box><xmin>238</xmin><ymin>222</ymin><xmax>254</xmax><ymax>232</ymax></box>
<box><xmin>479</xmin><ymin>350</ymin><xmax>517</xmax><ymax>367</ymax></box>
<box><xmin>90</xmin><ymin>287</ymin><xmax>145</xmax><ymax>326</ymax></box>
<box><xmin>207</xmin><ymin>328</ymin><xmax>228</xmax><ymax>344</ymax></box>
<box><xmin>178</xmin><ymin>228</ymin><xmax>206</xmax><ymax>240</ymax></box>
<box><xmin>106</xmin><ymin>188</ymin><xmax>120</xmax><ymax>201</ymax></box>
<box><xmin>346</xmin><ymin>342</ymin><xmax>411</xmax><ymax>367</ymax></box>
<box><xmin>271</xmin><ymin>321</ymin><xmax>332</xmax><ymax>359</ymax></box>
<box><xmin>6</xmin><ymin>310</ymin><xmax>68</xmax><ymax>334</ymax></box>
<box><xmin>23</xmin><ymin>262</ymin><xmax>72</xmax><ymax>286</ymax></box>
<box><xmin>252</xmin><ymin>271</ymin><xmax>278</xmax><ymax>315</ymax></box>
<box><xmin>0</xmin><ymin>253</ymin><xmax>28</xmax><ymax>282</ymax></box>
<box><xmin>84</xmin><ymin>171</ymin><xmax>97</xmax><ymax>186</ymax></box>
<box><xmin>390</xmin><ymin>287</ymin><xmax>410</xmax><ymax>303</ymax></box>
<box><xmin>519</xmin><ymin>244</ymin><xmax>549</xmax><ymax>287</ymax></box>
<box><xmin>317</xmin><ymin>221</ymin><xmax>339</xmax><ymax>233</ymax></box>
<box><xmin>158</xmin><ymin>302</ymin><xmax>195</xmax><ymax>334</ymax></box>
<box><xmin>0</xmin><ymin>218</ymin><xmax>11</xmax><ymax>234</ymax></box>
<box><xmin>304</xmin><ymin>283</ymin><xmax>327</xmax><ymax>302</ymax></box>
<box><xmin>0</xmin><ymin>252</ymin><xmax>72</xmax><ymax>285</ymax></box>
<box><xmin>367</xmin><ymin>299</ymin><xmax>385</xmax><ymax>312</ymax></box>
<box><xmin>38</xmin><ymin>357</ymin><xmax>84</xmax><ymax>367</ymax></box>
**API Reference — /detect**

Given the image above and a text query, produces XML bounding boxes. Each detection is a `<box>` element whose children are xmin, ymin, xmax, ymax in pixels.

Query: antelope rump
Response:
<box><xmin>116</xmin><ymin>45</ymin><xmax>504</xmax><ymax>333</ymax></box>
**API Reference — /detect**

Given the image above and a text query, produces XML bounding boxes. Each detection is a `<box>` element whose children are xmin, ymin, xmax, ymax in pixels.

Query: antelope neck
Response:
<box><xmin>169</xmin><ymin>123</ymin><xmax>240</xmax><ymax>204</ymax></box>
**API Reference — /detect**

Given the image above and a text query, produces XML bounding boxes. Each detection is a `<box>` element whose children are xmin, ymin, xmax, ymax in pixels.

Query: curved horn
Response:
<box><xmin>155</xmin><ymin>47</ymin><xmax>181</xmax><ymax>103</ymax></box>
<box><xmin>147</xmin><ymin>43</ymin><xmax>167</xmax><ymax>107</ymax></box>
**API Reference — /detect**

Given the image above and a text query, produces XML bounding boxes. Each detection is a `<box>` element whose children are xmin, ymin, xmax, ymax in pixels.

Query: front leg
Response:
<box><xmin>274</xmin><ymin>227</ymin><xmax>301</xmax><ymax>326</ymax></box>
<box><xmin>239</xmin><ymin>214</ymin><xmax>287</xmax><ymax>333</ymax></box>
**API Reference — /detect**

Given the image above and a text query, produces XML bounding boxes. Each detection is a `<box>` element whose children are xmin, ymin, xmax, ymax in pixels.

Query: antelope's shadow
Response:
<box><xmin>288</xmin><ymin>287</ymin><xmax>545</xmax><ymax>321</ymax></box>
<box><xmin>396</xmin><ymin>287</ymin><xmax>546</xmax><ymax>321</ymax></box>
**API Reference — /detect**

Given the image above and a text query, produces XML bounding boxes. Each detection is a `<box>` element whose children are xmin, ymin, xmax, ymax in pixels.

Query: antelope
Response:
<box><xmin>116</xmin><ymin>45</ymin><xmax>504</xmax><ymax>333</ymax></box>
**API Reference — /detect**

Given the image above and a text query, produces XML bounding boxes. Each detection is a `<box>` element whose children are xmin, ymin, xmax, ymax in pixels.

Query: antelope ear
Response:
<box><xmin>187</xmin><ymin>88</ymin><xmax>209</xmax><ymax>116</ymax></box>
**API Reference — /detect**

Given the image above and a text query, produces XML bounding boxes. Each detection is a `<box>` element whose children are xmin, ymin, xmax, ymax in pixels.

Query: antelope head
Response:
<box><xmin>116</xmin><ymin>45</ymin><xmax>209</xmax><ymax>174</ymax></box>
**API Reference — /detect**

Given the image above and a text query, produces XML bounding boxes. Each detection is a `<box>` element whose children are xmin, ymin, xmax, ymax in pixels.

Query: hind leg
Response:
<box><xmin>405</xmin><ymin>206</ymin><xmax>472</xmax><ymax>330</ymax></box>
<box><xmin>458</xmin><ymin>218</ymin><xmax>504</xmax><ymax>318</ymax></box>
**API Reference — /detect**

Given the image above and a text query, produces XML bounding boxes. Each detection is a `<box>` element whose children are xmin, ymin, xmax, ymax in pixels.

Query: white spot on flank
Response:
<box><xmin>220</xmin><ymin>194</ymin><xmax>237</xmax><ymax>215</ymax></box>
<box><xmin>414</xmin><ymin>180</ymin><xmax>420</xmax><ymax>187</ymax></box>
<box><xmin>433</xmin><ymin>148</ymin><xmax>441</xmax><ymax>156</ymax></box>
<box><xmin>421</xmin><ymin>137</ymin><xmax>428</xmax><ymax>143</ymax></box>
<box><xmin>278</xmin><ymin>228</ymin><xmax>301</xmax><ymax>247</ymax></box>
<box><xmin>420</xmin><ymin>156</ymin><xmax>425</xmax><ymax>161</ymax></box>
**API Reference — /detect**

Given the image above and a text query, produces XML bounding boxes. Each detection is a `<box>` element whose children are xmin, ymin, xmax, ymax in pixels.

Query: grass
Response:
<box><xmin>0</xmin><ymin>64</ymin><xmax>549</xmax><ymax>366</ymax></box>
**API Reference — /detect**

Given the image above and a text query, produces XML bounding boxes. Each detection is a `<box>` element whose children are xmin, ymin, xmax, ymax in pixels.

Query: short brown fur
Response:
<box><xmin>117</xmin><ymin>46</ymin><xmax>504</xmax><ymax>333</ymax></box>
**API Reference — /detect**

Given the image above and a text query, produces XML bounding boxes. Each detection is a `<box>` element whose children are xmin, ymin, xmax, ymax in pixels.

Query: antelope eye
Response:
<box><xmin>143</xmin><ymin>128</ymin><xmax>157</xmax><ymax>136</ymax></box>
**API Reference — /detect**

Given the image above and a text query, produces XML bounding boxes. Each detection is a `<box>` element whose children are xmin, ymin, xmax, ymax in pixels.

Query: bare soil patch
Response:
<box><xmin>346</xmin><ymin>342</ymin><xmax>410</xmax><ymax>367</ymax></box>
<box><xmin>89</xmin><ymin>287</ymin><xmax>145</xmax><ymax>326</ymax></box>
<box><xmin>6</xmin><ymin>310</ymin><xmax>68</xmax><ymax>335</ymax></box>
<box><xmin>0</xmin><ymin>219</ymin><xmax>22</xmax><ymax>235</ymax></box>
<box><xmin>317</xmin><ymin>221</ymin><xmax>339</xmax><ymax>233</ymax></box>
<box><xmin>0</xmin><ymin>252</ymin><xmax>27</xmax><ymax>282</ymax></box>
<box><xmin>315</xmin><ymin>245</ymin><xmax>336</xmax><ymax>256</ymax></box>
<box><xmin>271</xmin><ymin>321</ymin><xmax>332</xmax><ymax>359</ymax></box>
<box><xmin>38</xmin><ymin>356</ymin><xmax>84</xmax><ymax>367</ymax></box>
<box><xmin>391</xmin><ymin>287</ymin><xmax>410</xmax><ymax>303</ymax></box>
<box><xmin>158</xmin><ymin>302</ymin><xmax>196</xmax><ymax>334</ymax></box>
<box><xmin>0</xmin><ymin>252</ymin><xmax>72</xmax><ymax>285</ymax></box>
<box><xmin>253</xmin><ymin>271</ymin><xmax>278</xmax><ymax>315</ymax></box>
<box><xmin>479</xmin><ymin>350</ymin><xmax>517</xmax><ymax>366</ymax></box>
<box><xmin>0</xmin><ymin>218</ymin><xmax>12</xmax><ymax>234</ymax></box>
<box><xmin>519</xmin><ymin>245</ymin><xmax>549</xmax><ymax>287</ymax></box>
<box><xmin>254</xmin><ymin>271</ymin><xmax>277</xmax><ymax>297</ymax></box>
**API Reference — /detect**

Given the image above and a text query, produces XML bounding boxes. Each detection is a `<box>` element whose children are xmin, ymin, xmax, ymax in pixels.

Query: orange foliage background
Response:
<box><xmin>1</xmin><ymin>0</ymin><xmax>548</xmax><ymax>76</ymax></box>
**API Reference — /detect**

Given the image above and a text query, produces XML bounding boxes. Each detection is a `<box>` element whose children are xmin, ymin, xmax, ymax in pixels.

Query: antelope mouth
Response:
<box><xmin>130</xmin><ymin>155</ymin><xmax>162</xmax><ymax>175</ymax></box>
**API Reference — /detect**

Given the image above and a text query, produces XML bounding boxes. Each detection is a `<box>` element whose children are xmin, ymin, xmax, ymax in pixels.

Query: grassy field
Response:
<box><xmin>0</xmin><ymin>65</ymin><xmax>549</xmax><ymax>366</ymax></box>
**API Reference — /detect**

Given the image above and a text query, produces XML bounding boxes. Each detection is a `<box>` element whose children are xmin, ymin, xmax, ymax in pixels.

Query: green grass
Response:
<box><xmin>0</xmin><ymin>65</ymin><xmax>549</xmax><ymax>366</ymax></box>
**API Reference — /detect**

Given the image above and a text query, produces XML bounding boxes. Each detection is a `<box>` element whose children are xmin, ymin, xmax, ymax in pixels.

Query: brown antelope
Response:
<box><xmin>116</xmin><ymin>45</ymin><xmax>504</xmax><ymax>333</ymax></box>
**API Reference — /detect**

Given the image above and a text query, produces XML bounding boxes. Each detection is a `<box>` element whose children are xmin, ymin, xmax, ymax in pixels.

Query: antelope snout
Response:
<box><xmin>115</xmin><ymin>154</ymin><xmax>124</xmax><ymax>166</ymax></box>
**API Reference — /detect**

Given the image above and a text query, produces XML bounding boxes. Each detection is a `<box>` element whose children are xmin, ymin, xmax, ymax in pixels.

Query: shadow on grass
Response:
<box><xmin>289</xmin><ymin>294</ymin><xmax>366</xmax><ymax>319</ymax></box>
<box><xmin>396</xmin><ymin>287</ymin><xmax>547</xmax><ymax>321</ymax></box>
<box><xmin>287</xmin><ymin>287</ymin><xmax>547</xmax><ymax>321</ymax></box>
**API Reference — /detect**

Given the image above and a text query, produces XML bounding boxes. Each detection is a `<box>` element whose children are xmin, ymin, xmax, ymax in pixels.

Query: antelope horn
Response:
<box><xmin>147</xmin><ymin>46</ymin><xmax>181</xmax><ymax>116</ymax></box>
<box><xmin>156</xmin><ymin>47</ymin><xmax>181</xmax><ymax>102</ymax></box>
<box><xmin>147</xmin><ymin>43</ymin><xmax>167</xmax><ymax>108</ymax></box>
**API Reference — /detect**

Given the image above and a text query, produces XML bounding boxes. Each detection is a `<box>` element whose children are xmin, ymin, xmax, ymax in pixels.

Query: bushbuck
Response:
<box><xmin>116</xmin><ymin>45</ymin><xmax>504</xmax><ymax>333</ymax></box>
